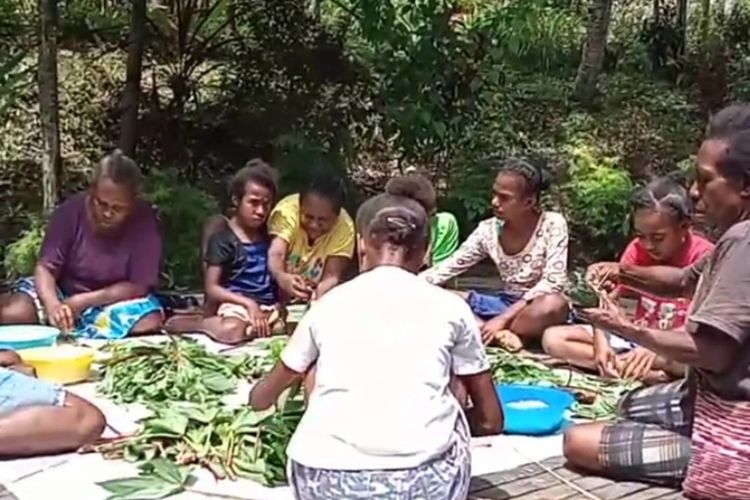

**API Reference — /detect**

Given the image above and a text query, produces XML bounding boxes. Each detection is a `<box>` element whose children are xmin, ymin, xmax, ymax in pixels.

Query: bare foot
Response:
<box><xmin>495</xmin><ymin>330</ymin><xmax>523</xmax><ymax>352</ymax></box>
<box><xmin>164</xmin><ymin>315</ymin><xmax>206</xmax><ymax>334</ymax></box>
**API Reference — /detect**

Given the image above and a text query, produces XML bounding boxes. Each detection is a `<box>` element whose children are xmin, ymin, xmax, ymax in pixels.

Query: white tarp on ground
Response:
<box><xmin>0</xmin><ymin>335</ymin><xmax>563</xmax><ymax>500</ymax></box>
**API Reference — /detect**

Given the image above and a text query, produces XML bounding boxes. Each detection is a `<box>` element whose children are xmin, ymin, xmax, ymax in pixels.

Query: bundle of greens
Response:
<box><xmin>487</xmin><ymin>348</ymin><xmax>639</xmax><ymax>421</ymax></box>
<box><xmin>98</xmin><ymin>337</ymin><xmax>263</xmax><ymax>405</ymax></box>
<box><xmin>89</xmin><ymin>400</ymin><xmax>304</xmax><ymax>495</ymax></box>
<box><xmin>488</xmin><ymin>348</ymin><xmax>567</xmax><ymax>386</ymax></box>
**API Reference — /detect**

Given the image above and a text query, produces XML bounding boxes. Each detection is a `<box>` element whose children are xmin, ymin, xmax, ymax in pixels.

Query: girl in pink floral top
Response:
<box><xmin>421</xmin><ymin>158</ymin><xmax>569</xmax><ymax>348</ymax></box>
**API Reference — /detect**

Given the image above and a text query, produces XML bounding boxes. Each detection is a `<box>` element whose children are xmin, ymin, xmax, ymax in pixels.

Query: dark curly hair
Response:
<box><xmin>301</xmin><ymin>170</ymin><xmax>347</xmax><ymax>212</ymax></box>
<box><xmin>229</xmin><ymin>158</ymin><xmax>278</xmax><ymax>202</ymax></box>
<box><xmin>385</xmin><ymin>173</ymin><xmax>437</xmax><ymax>214</ymax></box>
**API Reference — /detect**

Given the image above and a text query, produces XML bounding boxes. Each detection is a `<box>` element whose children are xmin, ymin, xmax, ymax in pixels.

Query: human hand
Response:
<box><xmin>586</xmin><ymin>262</ymin><xmax>620</xmax><ymax>294</ymax></box>
<box><xmin>579</xmin><ymin>294</ymin><xmax>629</xmax><ymax>334</ymax></box>
<box><xmin>246</xmin><ymin>302</ymin><xmax>270</xmax><ymax>338</ymax></box>
<box><xmin>480</xmin><ymin>315</ymin><xmax>510</xmax><ymax>345</ymax></box>
<box><xmin>592</xmin><ymin>329</ymin><xmax>619</xmax><ymax>378</ymax></box>
<box><xmin>494</xmin><ymin>330</ymin><xmax>523</xmax><ymax>352</ymax></box>
<box><xmin>618</xmin><ymin>347</ymin><xmax>657</xmax><ymax>381</ymax></box>
<box><xmin>8</xmin><ymin>362</ymin><xmax>37</xmax><ymax>378</ymax></box>
<box><xmin>48</xmin><ymin>302</ymin><xmax>75</xmax><ymax>332</ymax></box>
<box><xmin>63</xmin><ymin>295</ymin><xmax>88</xmax><ymax>318</ymax></box>
<box><xmin>278</xmin><ymin>273</ymin><xmax>313</xmax><ymax>302</ymax></box>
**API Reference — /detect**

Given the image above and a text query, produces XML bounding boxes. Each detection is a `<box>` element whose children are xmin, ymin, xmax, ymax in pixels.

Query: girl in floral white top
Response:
<box><xmin>421</xmin><ymin>158</ymin><xmax>569</xmax><ymax>348</ymax></box>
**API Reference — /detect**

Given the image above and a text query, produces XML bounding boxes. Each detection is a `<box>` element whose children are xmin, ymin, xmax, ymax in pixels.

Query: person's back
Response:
<box><xmin>286</xmin><ymin>265</ymin><xmax>483</xmax><ymax>468</ymax></box>
<box><xmin>250</xmin><ymin>189</ymin><xmax>502</xmax><ymax>500</ymax></box>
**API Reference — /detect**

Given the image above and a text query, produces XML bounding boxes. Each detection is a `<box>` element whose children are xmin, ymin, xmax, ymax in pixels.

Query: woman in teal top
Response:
<box><xmin>386</xmin><ymin>173</ymin><xmax>460</xmax><ymax>266</ymax></box>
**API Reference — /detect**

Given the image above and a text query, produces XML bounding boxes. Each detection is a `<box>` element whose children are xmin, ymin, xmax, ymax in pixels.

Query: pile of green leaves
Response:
<box><xmin>487</xmin><ymin>348</ymin><xmax>639</xmax><ymax>421</ymax></box>
<box><xmin>104</xmin><ymin>402</ymin><xmax>301</xmax><ymax>484</ymax></box>
<box><xmin>98</xmin><ymin>337</ymin><xmax>262</xmax><ymax>405</ymax></box>
<box><xmin>93</xmin><ymin>400</ymin><xmax>304</xmax><ymax>497</ymax></box>
<box><xmin>488</xmin><ymin>348</ymin><xmax>567</xmax><ymax>387</ymax></box>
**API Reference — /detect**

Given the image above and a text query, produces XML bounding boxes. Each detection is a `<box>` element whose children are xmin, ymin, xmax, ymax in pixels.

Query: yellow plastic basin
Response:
<box><xmin>19</xmin><ymin>345</ymin><xmax>95</xmax><ymax>385</ymax></box>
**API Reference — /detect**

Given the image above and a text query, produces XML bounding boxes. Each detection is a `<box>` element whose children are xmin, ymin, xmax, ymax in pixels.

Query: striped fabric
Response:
<box><xmin>683</xmin><ymin>386</ymin><xmax>750</xmax><ymax>500</ymax></box>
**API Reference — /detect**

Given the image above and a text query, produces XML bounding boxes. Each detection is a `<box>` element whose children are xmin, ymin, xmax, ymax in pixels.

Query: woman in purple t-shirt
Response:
<box><xmin>0</xmin><ymin>150</ymin><xmax>164</xmax><ymax>339</ymax></box>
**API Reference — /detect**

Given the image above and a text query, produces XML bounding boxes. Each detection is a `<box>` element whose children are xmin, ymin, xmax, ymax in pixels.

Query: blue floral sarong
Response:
<box><xmin>13</xmin><ymin>277</ymin><xmax>162</xmax><ymax>340</ymax></box>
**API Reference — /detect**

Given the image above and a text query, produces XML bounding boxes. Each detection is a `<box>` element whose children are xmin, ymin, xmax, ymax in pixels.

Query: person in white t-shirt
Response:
<box><xmin>249</xmin><ymin>191</ymin><xmax>504</xmax><ymax>500</ymax></box>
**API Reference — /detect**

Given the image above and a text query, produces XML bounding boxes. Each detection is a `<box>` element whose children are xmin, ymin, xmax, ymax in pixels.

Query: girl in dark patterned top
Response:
<box><xmin>167</xmin><ymin>160</ymin><xmax>282</xmax><ymax>344</ymax></box>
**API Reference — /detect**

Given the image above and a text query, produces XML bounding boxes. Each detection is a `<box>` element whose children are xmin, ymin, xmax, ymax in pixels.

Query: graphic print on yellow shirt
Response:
<box><xmin>268</xmin><ymin>194</ymin><xmax>355</xmax><ymax>284</ymax></box>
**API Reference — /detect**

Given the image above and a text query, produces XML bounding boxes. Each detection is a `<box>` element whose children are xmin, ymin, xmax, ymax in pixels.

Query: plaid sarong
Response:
<box><xmin>598</xmin><ymin>379</ymin><xmax>693</xmax><ymax>486</ymax></box>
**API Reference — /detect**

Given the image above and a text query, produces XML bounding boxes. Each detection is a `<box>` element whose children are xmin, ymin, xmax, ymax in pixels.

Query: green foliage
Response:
<box><xmin>144</xmin><ymin>170</ymin><xmax>218</xmax><ymax>290</ymax></box>
<box><xmin>99</xmin><ymin>337</ymin><xmax>261</xmax><ymax>405</ymax></box>
<box><xmin>473</xmin><ymin>0</ymin><xmax>583</xmax><ymax>72</ymax></box>
<box><xmin>98</xmin><ymin>460</ymin><xmax>191</xmax><ymax>500</ymax></box>
<box><xmin>94</xmin><ymin>401</ymin><xmax>304</xmax><ymax>488</ymax></box>
<box><xmin>566</xmin><ymin>270</ymin><xmax>599</xmax><ymax>307</ymax></box>
<box><xmin>0</xmin><ymin>51</ymin><xmax>32</xmax><ymax>117</ymax></box>
<box><xmin>3</xmin><ymin>217</ymin><xmax>45</xmax><ymax>279</ymax></box>
<box><xmin>562</xmin><ymin>143</ymin><xmax>634</xmax><ymax>262</ymax></box>
<box><xmin>0</xmin><ymin>0</ymin><xmax>730</xmax><ymax>273</ymax></box>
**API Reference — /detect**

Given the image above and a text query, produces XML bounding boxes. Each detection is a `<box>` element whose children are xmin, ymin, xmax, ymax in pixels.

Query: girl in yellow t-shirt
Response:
<box><xmin>268</xmin><ymin>174</ymin><xmax>355</xmax><ymax>302</ymax></box>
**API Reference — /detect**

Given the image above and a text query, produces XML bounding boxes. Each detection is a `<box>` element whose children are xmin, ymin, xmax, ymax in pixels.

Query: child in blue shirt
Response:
<box><xmin>168</xmin><ymin>160</ymin><xmax>281</xmax><ymax>344</ymax></box>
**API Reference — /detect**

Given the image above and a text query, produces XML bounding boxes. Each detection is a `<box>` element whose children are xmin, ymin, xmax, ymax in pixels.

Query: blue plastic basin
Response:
<box><xmin>0</xmin><ymin>325</ymin><xmax>60</xmax><ymax>351</ymax></box>
<box><xmin>496</xmin><ymin>384</ymin><xmax>576</xmax><ymax>436</ymax></box>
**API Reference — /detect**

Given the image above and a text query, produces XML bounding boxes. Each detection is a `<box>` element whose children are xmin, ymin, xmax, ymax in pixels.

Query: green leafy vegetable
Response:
<box><xmin>90</xmin><ymin>402</ymin><xmax>303</xmax><ymax>488</ymax></box>
<box><xmin>97</xmin><ymin>460</ymin><xmax>192</xmax><ymax>500</ymax></box>
<box><xmin>98</xmin><ymin>337</ymin><xmax>262</xmax><ymax>405</ymax></box>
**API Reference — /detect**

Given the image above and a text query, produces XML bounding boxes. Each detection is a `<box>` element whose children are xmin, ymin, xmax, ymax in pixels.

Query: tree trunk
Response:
<box><xmin>677</xmin><ymin>0</ymin><xmax>688</xmax><ymax>57</ymax></box>
<box><xmin>573</xmin><ymin>0</ymin><xmax>614</xmax><ymax>107</ymax></box>
<box><xmin>715</xmin><ymin>0</ymin><xmax>726</xmax><ymax>26</ymax></box>
<box><xmin>119</xmin><ymin>0</ymin><xmax>147</xmax><ymax>156</ymax></box>
<box><xmin>38</xmin><ymin>0</ymin><xmax>61</xmax><ymax>215</ymax></box>
<box><xmin>700</xmin><ymin>0</ymin><xmax>711</xmax><ymax>48</ymax></box>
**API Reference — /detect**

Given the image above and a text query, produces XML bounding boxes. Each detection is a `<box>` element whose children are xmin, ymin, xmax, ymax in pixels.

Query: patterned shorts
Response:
<box><xmin>14</xmin><ymin>277</ymin><xmax>163</xmax><ymax>340</ymax></box>
<box><xmin>289</xmin><ymin>416</ymin><xmax>471</xmax><ymax>500</ymax></box>
<box><xmin>0</xmin><ymin>367</ymin><xmax>65</xmax><ymax>415</ymax></box>
<box><xmin>217</xmin><ymin>303</ymin><xmax>285</xmax><ymax>335</ymax></box>
<box><xmin>598</xmin><ymin>379</ymin><xmax>693</xmax><ymax>486</ymax></box>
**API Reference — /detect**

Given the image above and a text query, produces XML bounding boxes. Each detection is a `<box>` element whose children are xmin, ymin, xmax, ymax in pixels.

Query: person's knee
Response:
<box><xmin>0</xmin><ymin>294</ymin><xmax>37</xmax><ymax>325</ymax></box>
<box><xmin>563</xmin><ymin>424</ymin><xmax>604</xmax><ymax>470</ymax></box>
<box><xmin>512</xmin><ymin>294</ymin><xmax>569</xmax><ymax>337</ymax></box>
<box><xmin>536</xmin><ymin>293</ymin><xmax>569</xmax><ymax>322</ymax></box>
<box><xmin>541</xmin><ymin>326</ymin><xmax>569</xmax><ymax>356</ymax></box>
<box><xmin>66</xmin><ymin>394</ymin><xmax>106</xmax><ymax>445</ymax></box>
<box><xmin>0</xmin><ymin>350</ymin><xmax>23</xmax><ymax>366</ymax></box>
<box><xmin>130</xmin><ymin>312</ymin><xmax>163</xmax><ymax>333</ymax></box>
<box><xmin>213</xmin><ymin>318</ymin><xmax>248</xmax><ymax>345</ymax></box>
<box><xmin>562</xmin><ymin>426</ymin><xmax>583</xmax><ymax>461</ymax></box>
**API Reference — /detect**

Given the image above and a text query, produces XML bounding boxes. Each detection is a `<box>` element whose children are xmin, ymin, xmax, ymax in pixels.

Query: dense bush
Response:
<box><xmin>562</xmin><ymin>143</ymin><xmax>634</xmax><ymax>263</ymax></box>
<box><xmin>3</xmin><ymin>217</ymin><xmax>45</xmax><ymax>279</ymax></box>
<box><xmin>3</xmin><ymin>0</ymin><xmax>745</xmax><ymax>283</ymax></box>
<box><xmin>145</xmin><ymin>169</ymin><xmax>218</xmax><ymax>290</ymax></box>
